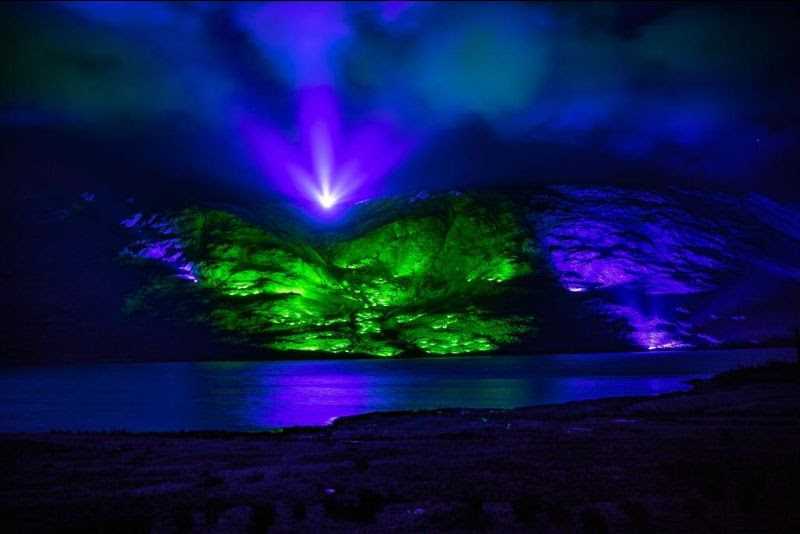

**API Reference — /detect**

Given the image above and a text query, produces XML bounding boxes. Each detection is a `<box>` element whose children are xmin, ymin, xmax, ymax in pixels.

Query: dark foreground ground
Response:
<box><xmin>2</xmin><ymin>363</ymin><xmax>800</xmax><ymax>533</ymax></box>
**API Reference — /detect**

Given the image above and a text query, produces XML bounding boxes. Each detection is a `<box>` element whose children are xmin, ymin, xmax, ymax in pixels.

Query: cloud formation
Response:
<box><xmin>2</xmin><ymin>1</ymin><xmax>798</xmax><ymax>197</ymax></box>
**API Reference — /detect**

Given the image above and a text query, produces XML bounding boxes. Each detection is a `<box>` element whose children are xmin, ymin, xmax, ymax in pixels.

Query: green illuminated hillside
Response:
<box><xmin>125</xmin><ymin>196</ymin><xmax>536</xmax><ymax>356</ymax></box>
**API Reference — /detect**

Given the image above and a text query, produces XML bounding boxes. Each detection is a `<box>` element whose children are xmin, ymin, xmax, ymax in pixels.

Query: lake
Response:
<box><xmin>0</xmin><ymin>348</ymin><xmax>793</xmax><ymax>432</ymax></box>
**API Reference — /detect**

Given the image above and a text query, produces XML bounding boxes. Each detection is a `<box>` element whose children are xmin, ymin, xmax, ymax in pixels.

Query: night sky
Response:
<box><xmin>3</xmin><ymin>1</ymin><xmax>800</xmax><ymax>205</ymax></box>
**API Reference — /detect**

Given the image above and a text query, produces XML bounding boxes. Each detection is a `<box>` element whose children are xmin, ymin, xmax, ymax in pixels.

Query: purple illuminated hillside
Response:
<box><xmin>531</xmin><ymin>186</ymin><xmax>800</xmax><ymax>349</ymax></box>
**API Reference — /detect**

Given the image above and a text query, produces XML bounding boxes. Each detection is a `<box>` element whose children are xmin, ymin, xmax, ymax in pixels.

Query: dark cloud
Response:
<box><xmin>2</xmin><ymin>1</ymin><xmax>799</xmax><ymax>200</ymax></box>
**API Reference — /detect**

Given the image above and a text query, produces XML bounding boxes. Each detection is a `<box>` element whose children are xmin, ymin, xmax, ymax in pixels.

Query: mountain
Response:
<box><xmin>4</xmin><ymin>182</ymin><xmax>799</xmax><ymax>363</ymax></box>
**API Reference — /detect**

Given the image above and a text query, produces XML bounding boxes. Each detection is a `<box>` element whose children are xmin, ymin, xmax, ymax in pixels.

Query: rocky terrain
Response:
<box><xmin>4</xmin><ymin>181</ymin><xmax>800</xmax><ymax>362</ymax></box>
<box><xmin>2</xmin><ymin>362</ymin><xmax>800</xmax><ymax>532</ymax></box>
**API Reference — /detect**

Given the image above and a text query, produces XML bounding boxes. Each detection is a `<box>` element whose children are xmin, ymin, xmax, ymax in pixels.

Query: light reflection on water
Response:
<box><xmin>0</xmin><ymin>349</ymin><xmax>793</xmax><ymax>432</ymax></box>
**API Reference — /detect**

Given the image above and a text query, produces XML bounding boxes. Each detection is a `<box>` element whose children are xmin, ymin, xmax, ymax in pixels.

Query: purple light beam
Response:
<box><xmin>240</xmin><ymin>85</ymin><xmax>414</xmax><ymax>213</ymax></box>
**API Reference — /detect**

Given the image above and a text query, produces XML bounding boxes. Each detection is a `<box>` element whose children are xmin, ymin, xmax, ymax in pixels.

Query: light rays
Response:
<box><xmin>240</xmin><ymin>85</ymin><xmax>413</xmax><ymax>215</ymax></box>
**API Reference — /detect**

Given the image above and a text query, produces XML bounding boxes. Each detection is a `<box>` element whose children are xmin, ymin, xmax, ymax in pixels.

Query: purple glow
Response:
<box><xmin>240</xmin><ymin>85</ymin><xmax>413</xmax><ymax>213</ymax></box>
<box><xmin>605</xmin><ymin>304</ymin><xmax>691</xmax><ymax>350</ymax></box>
<box><xmin>236</xmin><ymin>2</ymin><xmax>350</xmax><ymax>86</ymax></box>
<box><xmin>249</xmin><ymin>365</ymin><xmax>377</xmax><ymax>428</ymax></box>
<box><xmin>534</xmin><ymin>186</ymin><xmax>735</xmax><ymax>296</ymax></box>
<box><xmin>532</xmin><ymin>186</ymin><xmax>764</xmax><ymax>349</ymax></box>
<box><xmin>120</xmin><ymin>213</ymin><xmax>198</xmax><ymax>283</ymax></box>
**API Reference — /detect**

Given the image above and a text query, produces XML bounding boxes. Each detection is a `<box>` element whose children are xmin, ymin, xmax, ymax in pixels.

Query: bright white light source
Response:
<box><xmin>318</xmin><ymin>191</ymin><xmax>337</xmax><ymax>209</ymax></box>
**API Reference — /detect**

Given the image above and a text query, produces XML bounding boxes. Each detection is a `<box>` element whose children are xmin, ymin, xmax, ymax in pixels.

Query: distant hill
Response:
<box><xmin>3</xmin><ymin>182</ymin><xmax>799</xmax><ymax>363</ymax></box>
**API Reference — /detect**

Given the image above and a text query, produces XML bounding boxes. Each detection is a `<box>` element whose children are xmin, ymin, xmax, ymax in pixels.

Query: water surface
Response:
<box><xmin>0</xmin><ymin>349</ymin><xmax>792</xmax><ymax>432</ymax></box>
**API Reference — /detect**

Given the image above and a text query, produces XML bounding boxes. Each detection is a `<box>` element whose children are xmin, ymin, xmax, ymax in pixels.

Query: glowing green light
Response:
<box><xmin>127</xmin><ymin>196</ymin><xmax>536</xmax><ymax>357</ymax></box>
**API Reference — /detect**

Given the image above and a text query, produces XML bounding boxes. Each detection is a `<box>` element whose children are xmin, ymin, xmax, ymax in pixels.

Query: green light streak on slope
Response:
<box><xmin>131</xmin><ymin>196</ymin><xmax>536</xmax><ymax>356</ymax></box>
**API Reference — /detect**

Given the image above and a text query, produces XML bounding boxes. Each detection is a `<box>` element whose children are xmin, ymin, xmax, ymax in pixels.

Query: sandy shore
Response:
<box><xmin>2</xmin><ymin>367</ymin><xmax>800</xmax><ymax>533</ymax></box>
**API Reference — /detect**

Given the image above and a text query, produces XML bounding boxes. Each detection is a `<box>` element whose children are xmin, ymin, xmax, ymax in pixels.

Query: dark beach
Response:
<box><xmin>3</xmin><ymin>363</ymin><xmax>799</xmax><ymax>533</ymax></box>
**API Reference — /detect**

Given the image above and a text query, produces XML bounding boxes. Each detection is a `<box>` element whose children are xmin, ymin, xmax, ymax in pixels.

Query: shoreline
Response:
<box><xmin>3</xmin><ymin>363</ymin><xmax>800</xmax><ymax>532</ymax></box>
<box><xmin>2</xmin><ymin>344</ymin><xmax>794</xmax><ymax>368</ymax></box>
